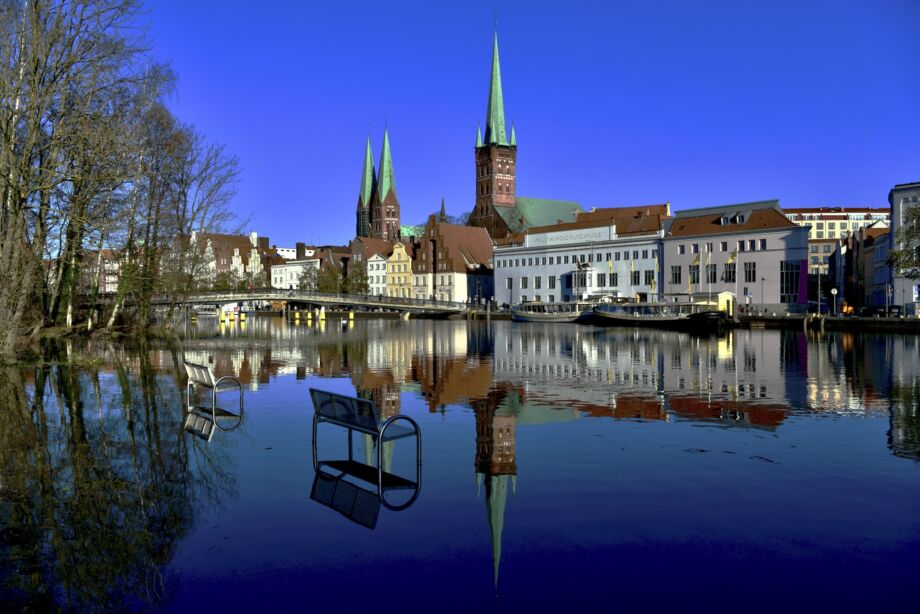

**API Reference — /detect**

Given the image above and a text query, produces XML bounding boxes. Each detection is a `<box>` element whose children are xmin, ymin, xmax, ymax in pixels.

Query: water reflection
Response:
<box><xmin>2</xmin><ymin>318</ymin><xmax>918</xmax><ymax>608</ymax></box>
<box><xmin>0</xmin><ymin>357</ymin><xmax>237</xmax><ymax>610</ymax></box>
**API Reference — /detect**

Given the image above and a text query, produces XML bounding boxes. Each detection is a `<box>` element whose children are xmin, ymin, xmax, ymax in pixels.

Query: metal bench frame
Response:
<box><xmin>184</xmin><ymin>360</ymin><xmax>243</xmax><ymax>432</ymax></box>
<box><xmin>309</xmin><ymin>388</ymin><xmax>421</xmax><ymax>505</ymax></box>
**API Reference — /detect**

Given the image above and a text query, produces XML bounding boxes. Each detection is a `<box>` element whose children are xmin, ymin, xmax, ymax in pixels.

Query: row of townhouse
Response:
<box><xmin>350</xmin><ymin>214</ymin><xmax>494</xmax><ymax>303</ymax></box>
<box><xmin>494</xmin><ymin>201</ymin><xmax>810</xmax><ymax>313</ymax></box>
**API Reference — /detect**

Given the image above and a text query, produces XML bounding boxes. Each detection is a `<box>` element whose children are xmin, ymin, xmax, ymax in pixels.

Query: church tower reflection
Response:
<box><xmin>472</xmin><ymin>385</ymin><xmax>519</xmax><ymax>588</ymax></box>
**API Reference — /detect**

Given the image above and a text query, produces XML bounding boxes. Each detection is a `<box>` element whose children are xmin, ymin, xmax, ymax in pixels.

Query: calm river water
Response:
<box><xmin>1</xmin><ymin>318</ymin><xmax>918</xmax><ymax>610</ymax></box>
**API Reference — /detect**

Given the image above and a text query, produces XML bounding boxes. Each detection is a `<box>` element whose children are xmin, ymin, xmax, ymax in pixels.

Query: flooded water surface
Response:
<box><xmin>1</xmin><ymin>318</ymin><xmax>918</xmax><ymax>610</ymax></box>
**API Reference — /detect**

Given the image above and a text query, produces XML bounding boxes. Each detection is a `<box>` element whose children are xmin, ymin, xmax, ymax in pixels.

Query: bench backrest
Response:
<box><xmin>184</xmin><ymin>361</ymin><xmax>216</xmax><ymax>388</ymax></box>
<box><xmin>309</xmin><ymin>388</ymin><xmax>379</xmax><ymax>432</ymax></box>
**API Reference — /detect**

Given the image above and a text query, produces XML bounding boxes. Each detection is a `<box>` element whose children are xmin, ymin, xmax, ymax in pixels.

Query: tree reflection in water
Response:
<box><xmin>0</xmin><ymin>354</ymin><xmax>235</xmax><ymax>610</ymax></box>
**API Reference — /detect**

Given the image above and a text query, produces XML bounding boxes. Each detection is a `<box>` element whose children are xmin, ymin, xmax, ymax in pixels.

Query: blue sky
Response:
<box><xmin>148</xmin><ymin>0</ymin><xmax>920</xmax><ymax>247</ymax></box>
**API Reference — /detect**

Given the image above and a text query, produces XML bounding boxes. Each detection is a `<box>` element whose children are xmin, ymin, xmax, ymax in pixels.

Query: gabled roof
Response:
<box><xmin>666</xmin><ymin>202</ymin><xmax>799</xmax><ymax>238</ymax></box>
<box><xmin>496</xmin><ymin>197</ymin><xmax>583</xmax><ymax>234</ymax></box>
<box><xmin>351</xmin><ymin>236</ymin><xmax>393</xmax><ymax>259</ymax></box>
<box><xmin>426</xmin><ymin>218</ymin><xmax>493</xmax><ymax>273</ymax></box>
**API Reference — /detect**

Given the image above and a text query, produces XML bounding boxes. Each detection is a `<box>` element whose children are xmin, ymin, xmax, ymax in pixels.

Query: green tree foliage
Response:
<box><xmin>890</xmin><ymin>206</ymin><xmax>920</xmax><ymax>278</ymax></box>
<box><xmin>298</xmin><ymin>265</ymin><xmax>318</xmax><ymax>291</ymax></box>
<box><xmin>315</xmin><ymin>263</ymin><xmax>343</xmax><ymax>293</ymax></box>
<box><xmin>344</xmin><ymin>262</ymin><xmax>369</xmax><ymax>295</ymax></box>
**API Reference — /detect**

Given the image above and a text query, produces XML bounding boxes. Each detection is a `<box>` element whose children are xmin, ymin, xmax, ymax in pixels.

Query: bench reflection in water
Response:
<box><xmin>183</xmin><ymin>360</ymin><xmax>244</xmax><ymax>441</ymax></box>
<box><xmin>309</xmin><ymin>388</ymin><xmax>422</xmax><ymax>528</ymax></box>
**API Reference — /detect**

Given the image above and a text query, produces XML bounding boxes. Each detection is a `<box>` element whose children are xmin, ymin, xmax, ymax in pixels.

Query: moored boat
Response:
<box><xmin>510</xmin><ymin>301</ymin><xmax>593</xmax><ymax>323</ymax></box>
<box><xmin>592</xmin><ymin>302</ymin><xmax>688</xmax><ymax>329</ymax></box>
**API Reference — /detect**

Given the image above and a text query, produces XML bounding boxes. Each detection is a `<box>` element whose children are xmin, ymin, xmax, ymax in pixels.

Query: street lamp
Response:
<box><xmin>831</xmin><ymin>287</ymin><xmax>838</xmax><ymax>315</ymax></box>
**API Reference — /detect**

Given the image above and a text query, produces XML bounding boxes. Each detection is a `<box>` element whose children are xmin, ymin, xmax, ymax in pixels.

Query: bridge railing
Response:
<box><xmin>175</xmin><ymin>289</ymin><xmax>479</xmax><ymax>311</ymax></box>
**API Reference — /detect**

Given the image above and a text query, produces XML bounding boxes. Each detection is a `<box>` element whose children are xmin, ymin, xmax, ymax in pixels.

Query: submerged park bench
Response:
<box><xmin>309</xmin><ymin>388</ymin><xmax>421</xmax><ymax>512</ymax></box>
<box><xmin>183</xmin><ymin>360</ymin><xmax>244</xmax><ymax>436</ymax></box>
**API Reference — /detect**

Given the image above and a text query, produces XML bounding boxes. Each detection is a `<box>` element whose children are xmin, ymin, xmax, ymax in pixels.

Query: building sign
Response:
<box><xmin>525</xmin><ymin>226</ymin><xmax>612</xmax><ymax>248</ymax></box>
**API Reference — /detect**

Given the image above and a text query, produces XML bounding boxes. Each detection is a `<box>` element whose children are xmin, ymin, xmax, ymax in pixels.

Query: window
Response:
<box><xmin>644</xmin><ymin>270</ymin><xmax>654</xmax><ymax>286</ymax></box>
<box><xmin>823</xmin><ymin>244</ymin><xmax>832</xmax><ymax>253</ymax></box>
<box><xmin>521</xmin><ymin>277</ymin><xmax>528</xmax><ymax>289</ymax></box>
<box><xmin>817</xmin><ymin>231</ymin><xmax>825</xmax><ymax>239</ymax></box>
<box><xmin>748</xmin><ymin>240</ymin><xmax>756</xmax><ymax>251</ymax></box>
<box><xmin>706</xmin><ymin>242</ymin><xmax>713</xmax><ymax>253</ymax></box>
<box><xmin>671</xmin><ymin>265</ymin><xmax>682</xmax><ymax>285</ymax></box>
<box><xmin>707</xmin><ymin>264</ymin><xmax>717</xmax><ymax>284</ymax></box>
<box><xmin>528</xmin><ymin>258</ymin><xmax>533</xmax><ymax>266</ymax></box>
<box><xmin>623</xmin><ymin>251</ymin><xmax>629</xmax><ymax>261</ymax></box>
<box><xmin>597</xmin><ymin>273</ymin><xmax>606</xmax><ymax>287</ymax></box>
<box><xmin>722</xmin><ymin>262</ymin><xmax>736</xmax><ymax>283</ymax></box>
<box><xmin>823</xmin><ymin>256</ymin><xmax>829</xmax><ymax>264</ymax></box>
<box><xmin>548</xmin><ymin>295</ymin><xmax>554</xmax><ymax>302</ymax></box>
<box><xmin>811</xmin><ymin>245</ymin><xmax>818</xmax><ymax>253</ymax></box>
<box><xmin>642</xmin><ymin>250</ymin><xmax>649</xmax><ymax>259</ymax></box>
<box><xmin>615</xmin><ymin>252</ymin><xmax>621</xmax><ymax>261</ymax></box>
<box><xmin>564</xmin><ymin>256</ymin><xmax>570</xmax><ymax>264</ymax></box>
<box><xmin>580</xmin><ymin>254</ymin><xmax>586</xmax><ymax>263</ymax></box>
<box><xmin>811</xmin><ymin>256</ymin><xmax>820</xmax><ymax>264</ymax></box>
<box><xmin>633</xmin><ymin>251</ymin><xmax>639</xmax><ymax>259</ymax></box>
<box><xmin>506</xmin><ymin>278</ymin><xmax>512</xmax><ymax>290</ymax></box>
<box><xmin>780</xmin><ymin>261</ymin><xmax>800</xmax><ymax>303</ymax></box>
<box><xmin>542</xmin><ymin>257</ymin><xmax>547</xmax><ymax>265</ymax></box>
<box><xmin>738</xmin><ymin>240</ymin><xmax>746</xmax><ymax>252</ymax></box>
<box><xmin>606</xmin><ymin>253</ymin><xmax>611</xmax><ymax>261</ymax></box>
<box><xmin>549</xmin><ymin>276</ymin><xmax>556</xmax><ymax>289</ymax></box>
<box><xmin>744</xmin><ymin>261</ymin><xmax>756</xmax><ymax>283</ymax></box>
<box><xmin>652</xmin><ymin>249</ymin><xmax>658</xmax><ymax>259</ymax></box>
<box><xmin>549</xmin><ymin>256</ymin><xmax>554</xmax><ymax>264</ymax></box>
<box><xmin>678</xmin><ymin>245</ymin><xmax>686</xmax><ymax>255</ymax></box>
<box><xmin>721</xmin><ymin>241</ymin><xmax>728</xmax><ymax>252</ymax></box>
<box><xmin>760</xmin><ymin>239</ymin><xmax>767</xmax><ymax>250</ymax></box>
<box><xmin>689</xmin><ymin>264</ymin><xmax>700</xmax><ymax>284</ymax></box>
<box><xmin>612</xmin><ymin>273</ymin><xmax>619</xmax><ymax>286</ymax></box>
<box><xmin>828</xmin><ymin>222</ymin><xmax>836</xmax><ymax>229</ymax></box>
<box><xmin>521</xmin><ymin>295</ymin><xmax>527</xmax><ymax>302</ymax></box>
<box><xmin>692</xmin><ymin>244</ymin><xmax>699</xmax><ymax>254</ymax></box>
<box><xmin>588</xmin><ymin>254</ymin><xmax>593</xmax><ymax>263</ymax></box>
<box><xmin>535</xmin><ymin>276</ymin><xmax>542</xmax><ymax>289</ymax></box>
<box><xmin>631</xmin><ymin>270</ymin><xmax>640</xmax><ymax>285</ymax></box>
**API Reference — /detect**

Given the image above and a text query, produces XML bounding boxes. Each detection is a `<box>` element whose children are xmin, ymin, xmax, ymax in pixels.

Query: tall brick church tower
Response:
<box><xmin>468</xmin><ymin>32</ymin><xmax>517</xmax><ymax>239</ymax></box>
<box><xmin>370</xmin><ymin>128</ymin><xmax>401</xmax><ymax>242</ymax></box>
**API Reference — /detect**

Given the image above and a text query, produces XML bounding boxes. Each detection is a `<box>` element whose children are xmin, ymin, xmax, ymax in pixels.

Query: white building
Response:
<box><xmin>662</xmin><ymin>201</ymin><xmax>809</xmax><ymax>313</ymax></box>
<box><xmin>367</xmin><ymin>252</ymin><xmax>388</xmax><ymax>297</ymax></box>
<box><xmin>493</xmin><ymin>205</ymin><xmax>670</xmax><ymax>305</ymax></box>
<box><xmin>270</xmin><ymin>258</ymin><xmax>319</xmax><ymax>290</ymax></box>
<box><xmin>889</xmin><ymin>181</ymin><xmax>920</xmax><ymax>309</ymax></box>
<box><xmin>783</xmin><ymin>206</ymin><xmax>889</xmax><ymax>276</ymax></box>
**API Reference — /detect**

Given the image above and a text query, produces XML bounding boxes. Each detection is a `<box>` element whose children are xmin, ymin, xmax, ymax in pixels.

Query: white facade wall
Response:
<box><xmin>494</xmin><ymin>225</ymin><xmax>663</xmax><ymax>305</ymax></box>
<box><xmin>662</xmin><ymin>226</ymin><xmax>809</xmax><ymax>313</ymax></box>
<box><xmin>889</xmin><ymin>183</ymin><xmax>920</xmax><ymax>308</ymax></box>
<box><xmin>270</xmin><ymin>259</ymin><xmax>319</xmax><ymax>289</ymax></box>
<box><xmin>367</xmin><ymin>255</ymin><xmax>387</xmax><ymax>296</ymax></box>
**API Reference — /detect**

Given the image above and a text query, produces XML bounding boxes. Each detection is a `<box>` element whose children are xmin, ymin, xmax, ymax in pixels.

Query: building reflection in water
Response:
<box><xmin>178</xmin><ymin>316</ymin><xmax>918</xmax><ymax>588</ymax></box>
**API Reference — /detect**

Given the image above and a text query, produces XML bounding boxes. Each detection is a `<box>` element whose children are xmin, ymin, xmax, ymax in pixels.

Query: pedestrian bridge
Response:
<box><xmin>153</xmin><ymin>290</ymin><xmax>475</xmax><ymax>316</ymax></box>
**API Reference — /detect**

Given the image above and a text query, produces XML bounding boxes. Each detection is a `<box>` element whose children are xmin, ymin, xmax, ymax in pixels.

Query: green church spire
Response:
<box><xmin>510</xmin><ymin>123</ymin><xmax>516</xmax><ymax>146</ymax></box>
<box><xmin>358</xmin><ymin>136</ymin><xmax>376</xmax><ymax>207</ymax></box>
<box><xmin>476</xmin><ymin>124</ymin><xmax>483</xmax><ymax>148</ymax></box>
<box><xmin>484</xmin><ymin>32</ymin><xmax>508</xmax><ymax>146</ymax></box>
<box><xmin>377</xmin><ymin>127</ymin><xmax>396</xmax><ymax>200</ymax></box>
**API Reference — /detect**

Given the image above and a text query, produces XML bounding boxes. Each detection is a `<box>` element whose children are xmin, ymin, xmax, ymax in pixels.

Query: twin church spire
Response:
<box><xmin>355</xmin><ymin>127</ymin><xmax>400</xmax><ymax>242</ymax></box>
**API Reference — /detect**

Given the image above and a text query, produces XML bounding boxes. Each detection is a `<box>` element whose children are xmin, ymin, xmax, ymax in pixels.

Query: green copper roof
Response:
<box><xmin>484</xmin><ymin>33</ymin><xmax>508</xmax><ymax>146</ymax></box>
<box><xmin>495</xmin><ymin>197</ymin><xmax>584</xmax><ymax>233</ymax></box>
<box><xmin>399</xmin><ymin>224</ymin><xmax>424</xmax><ymax>238</ymax></box>
<box><xmin>487</xmin><ymin>474</ymin><xmax>510</xmax><ymax>588</ymax></box>
<box><xmin>510</xmin><ymin>124</ymin><xmax>516</xmax><ymax>146</ymax></box>
<box><xmin>476</xmin><ymin>124</ymin><xmax>483</xmax><ymax>148</ymax></box>
<box><xmin>358</xmin><ymin>136</ymin><xmax>376</xmax><ymax>207</ymax></box>
<box><xmin>377</xmin><ymin>128</ymin><xmax>397</xmax><ymax>200</ymax></box>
